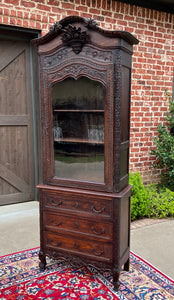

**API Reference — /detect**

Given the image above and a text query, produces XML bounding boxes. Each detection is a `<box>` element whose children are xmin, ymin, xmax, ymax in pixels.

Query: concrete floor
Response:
<box><xmin>0</xmin><ymin>201</ymin><xmax>173</xmax><ymax>280</ymax></box>
<box><xmin>0</xmin><ymin>201</ymin><xmax>39</xmax><ymax>256</ymax></box>
<box><xmin>131</xmin><ymin>219</ymin><xmax>174</xmax><ymax>280</ymax></box>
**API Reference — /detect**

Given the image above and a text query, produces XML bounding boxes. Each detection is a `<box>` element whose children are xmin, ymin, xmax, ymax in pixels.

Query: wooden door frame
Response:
<box><xmin>0</xmin><ymin>25</ymin><xmax>41</xmax><ymax>202</ymax></box>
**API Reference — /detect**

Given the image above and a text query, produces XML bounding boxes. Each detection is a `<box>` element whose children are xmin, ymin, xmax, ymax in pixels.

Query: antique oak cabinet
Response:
<box><xmin>33</xmin><ymin>16</ymin><xmax>138</xmax><ymax>290</ymax></box>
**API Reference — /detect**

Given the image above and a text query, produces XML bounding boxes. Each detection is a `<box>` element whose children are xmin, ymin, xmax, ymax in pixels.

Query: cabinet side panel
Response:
<box><xmin>121</xmin><ymin>66</ymin><xmax>131</xmax><ymax>143</ymax></box>
<box><xmin>119</xmin><ymin>196</ymin><xmax>130</xmax><ymax>257</ymax></box>
<box><xmin>119</xmin><ymin>65</ymin><xmax>131</xmax><ymax>190</ymax></box>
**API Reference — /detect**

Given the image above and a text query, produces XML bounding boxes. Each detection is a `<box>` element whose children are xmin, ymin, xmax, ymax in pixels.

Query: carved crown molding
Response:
<box><xmin>61</xmin><ymin>24</ymin><xmax>90</xmax><ymax>54</ymax></box>
<box><xmin>32</xmin><ymin>16</ymin><xmax>139</xmax><ymax>47</ymax></box>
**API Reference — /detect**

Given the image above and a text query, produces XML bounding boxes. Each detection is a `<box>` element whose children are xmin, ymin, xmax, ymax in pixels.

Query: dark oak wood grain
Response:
<box><xmin>33</xmin><ymin>16</ymin><xmax>138</xmax><ymax>291</ymax></box>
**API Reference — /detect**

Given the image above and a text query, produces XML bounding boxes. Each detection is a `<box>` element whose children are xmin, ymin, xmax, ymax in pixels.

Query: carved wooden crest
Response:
<box><xmin>61</xmin><ymin>24</ymin><xmax>90</xmax><ymax>54</ymax></box>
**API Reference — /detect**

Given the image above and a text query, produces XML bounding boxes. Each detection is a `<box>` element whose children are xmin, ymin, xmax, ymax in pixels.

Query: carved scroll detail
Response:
<box><xmin>43</xmin><ymin>49</ymin><xmax>68</xmax><ymax>68</ymax></box>
<box><xmin>48</xmin><ymin>64</ymin><xmax>107</xmax><ymax>85</ymax></box>
<box><xmin>42</xmin><ymin>47</ymin><xmax>113</xmax><ymax>69</ymax></box>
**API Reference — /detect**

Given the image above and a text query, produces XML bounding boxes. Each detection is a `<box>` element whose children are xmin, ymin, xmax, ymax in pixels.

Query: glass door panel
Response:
<box><xmin>52</xmin><ymin>77</ymin><xmax>105</xmax><ymax>183</ymax></box>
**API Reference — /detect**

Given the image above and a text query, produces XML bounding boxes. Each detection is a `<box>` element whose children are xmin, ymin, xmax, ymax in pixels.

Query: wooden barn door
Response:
<box><xmin>0</xmin><ymin>39</ymin><xmax>35</xmax><ymax>205</ymax></box>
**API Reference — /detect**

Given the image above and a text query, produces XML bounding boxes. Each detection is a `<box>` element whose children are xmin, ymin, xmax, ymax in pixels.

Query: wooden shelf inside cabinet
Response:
<box><xmin>54</xmin><ymin>138</ymin><xmax>104</xmax><ymax>144</ymax></box>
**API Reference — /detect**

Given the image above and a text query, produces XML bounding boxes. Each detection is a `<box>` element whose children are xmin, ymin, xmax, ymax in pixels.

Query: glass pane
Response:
<box><xmin>52</xmin><ymin>77</ymin><xmax>105</xmax><ymax>183</ymax></box>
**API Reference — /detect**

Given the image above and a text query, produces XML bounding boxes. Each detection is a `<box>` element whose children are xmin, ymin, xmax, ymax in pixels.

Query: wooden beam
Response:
<box><xmin>0</xmin><ymin>115</ymin><xmax>29</xmax><ymax>126</ymax></box>
<box><xmin>0</xmin><ymin>42</ymin><xmax>25</xmax><ymax>72</ymax></box>
<box><xmin>0</xmin><ymin>193</ymin><xmax>32</xmax><ymax>206</ymax></box>
<box><xmin>0</xmin><ymin>164</ymin><xmax>30</xmax><ymax>193</ymax></box>
<box><xmin>118</xmin><ymin>0</ymin><xmax>174</xmax><ymax>13</ymax></box>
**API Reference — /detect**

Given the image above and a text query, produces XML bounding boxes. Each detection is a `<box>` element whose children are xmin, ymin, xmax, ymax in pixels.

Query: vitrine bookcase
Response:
<box><xmin>33</xmin><ymin>16</ymin><xmax>138</xmax><ymax>290</ymax></box>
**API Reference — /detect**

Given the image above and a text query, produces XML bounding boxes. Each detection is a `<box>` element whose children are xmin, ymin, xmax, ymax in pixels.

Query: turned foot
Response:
<box><xmin>124</xmin><ymin>258</ymin><xmax>129</xmax><ymax>271</ymax></box>
<box><xmin>39</xmin><ymin>250</ymin><xmax>46</xmax><ymax>271</ymax></box>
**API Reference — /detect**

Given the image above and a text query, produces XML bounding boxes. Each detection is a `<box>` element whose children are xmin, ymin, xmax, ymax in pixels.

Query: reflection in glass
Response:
<box><xmin>52</xmin><ymin>77</ymin><xmax>105</xmax><ymax>183</ymax></box>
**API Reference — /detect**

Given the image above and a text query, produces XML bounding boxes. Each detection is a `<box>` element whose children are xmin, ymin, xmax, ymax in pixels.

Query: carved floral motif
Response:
<box><xmin>61</xmin><ymin>24</ymin><xmax>90</xmax><ymax>54</ymax></box>
<box><xmin>85</xmin><ymin>47</ymin><xmax>113</xmax><ymax>62</ymax></box>
<box><xmin>43</xmin><ymin>47</ymin><xmax>113</xmax><ymax>69</ymax></box>
<box><xmin>43</xmin><ymin>49</ymin><xmax>68</xmax><ymax>68</ymax></box>
<box><xmin>84</xmin><ymin>17</ymin><xmax>98</xmax><ymax>28</ymax></box>
<box><xmin>49</xmin><ymin>22</ymin><xmax>62</xmax><ymax>33</ymax></box>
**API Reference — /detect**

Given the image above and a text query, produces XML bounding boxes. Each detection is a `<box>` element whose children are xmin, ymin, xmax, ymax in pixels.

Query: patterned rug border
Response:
<box><xmin>1</xmin><ymin>247</ymin><xmax>174</xmax><ymax>285</ymax></box>
<box><xmin>0</xmin><ymin>247</ymin><xmax>39</xmax><ymax>260</ymax></box>
<box><xmin>0</xmin><ymin>248</ymin><xmax>174</xmax><ymax>299</ymax></box>
<box><xmin>0</xmin><ymin>247</ymin><xmax>173</xmax><ymax>284</ymax></box>
<box><xmin>131</xmin><ymin>251</ymin><xmax>174</xmax><ymax>284</ymax></box>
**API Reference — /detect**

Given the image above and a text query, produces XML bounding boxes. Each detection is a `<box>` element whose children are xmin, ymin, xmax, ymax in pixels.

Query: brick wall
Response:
<box><xmin>0</xmin><ymin>0</ymin><xmax>173</xmax><ymax>184</ymax></box>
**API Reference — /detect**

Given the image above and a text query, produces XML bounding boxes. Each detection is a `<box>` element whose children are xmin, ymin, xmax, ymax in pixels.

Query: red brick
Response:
<box><xmin>96</xmin><ymin>0</ymin><xmax>101</xmax><ymax>9</ymax></box>
<box><xmin>4</xmin><ymin>0</ymin><xmax>19</xmax><ymax>4</ymax></box>
<box><xmin>114</xmin><ymin>13</ymin><xmax>123</xmax><ymax>20</ymax></box>
<box><xmin>94</xmin><ymin>15</ymin><xmax>104</xmax><ymax>22</ymax></box>
<box><xmin>117</xmin><ymin>20</ymin><xmax>127</xmax><ymax>26</ymax></box>
<box><xmin>130</xmin><ymin>158</ymin><xmax>139</xmax><ymax>163</ymax></box>
<box><xmin>61</xmin><ymin>2</ymin><xmax>75</xmax><ymax>9</ymax></box>
<box><xmin>21</xmin><ymin>0</ymin><xmax>35</xmax><ymax>8</ymax></box>
<box><xmin>16</xmin><ymin>18</ymin><xmax>22</xmax><ymax>25</ymax></box>
<box><xmin>30</xmin><ymin>13</ymin><xmax>36</xmax><ymax>21</ymax></box>
<box><xmin>3</xmin><ymin>16</ymin><xmax>9</xmax><ymax>23</ymax></box>
<box><xmin>102</xmin><ymin>0</ymin><xmax>106</xmax><ymax>10</ymax></box>
<box><xmin>89</xmin><ymin>7</ymin><xmax>99</xmax><ymax>14</ymax></box>
<box><xmin>65</xmin><ymin>11</ymin><xmax>79</xmax><ymax>16</ymax></box>
<box><xmin>47</xmin><ymin>0</ymin><xmax>59</xmax><ymax>5</ymax></box>
<box><xmin>102</xmin><ymin>10</ymin><xmax>112</xmax><ymax>17</ymax></box>
<box><xmin>107</xmin><ymin>0</ymin><xmax>111</xmax><ymax>11</ymax></box>
<box><xmin>23</xmin><ymin>20</ymin><xmax>29</xmax><ymax>27</ymax></box>
<box><xmin>52</xmin><ymin>7</ymin><xmax>65</xmax><ymax>14</ymax></box>
<box><xmin>81</xmin><ymin>12</ymin><xmax>92</xmax><ymax>18</ymax></box>
<box><xmin>37</xmin><ymin>4</ymin><xmax>51</xmax><ymax>11</ymax></box>
<box><xmin>29</xmin><ymin>20</ymin><xmax>36</xmax><ymax>28</ymax></box>
<box><xmin>23</xmin><ymin>12</ymin><xmax>29</xmax><ymax>19</ymax></box>
<box><xmin>76</xmin><ymin>5</ymin><xmax>88</xmax><ymax>12</ymax></box>
<box><xmin>4</xmin><ymin>8</ymin><xmax>10</xmax><ymax>15</ymax></box>
<box><xmin>36</xmin><ymin>22</ymin><xmax>42</xmax><ymax>29</ymax></box>
<box><xmin>10</xmin><ymin>18</ymin><xmax>16</xmax><ymax>25</ymax></box>
<box><xmin>92</xmin><ymin>0</ymin><xmax>97</xmax><ymax>7</ymax></box>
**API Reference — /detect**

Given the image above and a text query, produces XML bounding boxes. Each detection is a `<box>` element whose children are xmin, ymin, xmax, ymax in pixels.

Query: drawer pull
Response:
<box><xmin>74</xmin><ymin>242</ymin><xmax>79</xmax><ymax>249</ymax></box>
<box><xmin>91</xmin><ymin>206</ymin><xmax>105</xmax><ymax>213</ymax></box>
<box><xmin>91</xmin><ymin>227</ymin><xmax>105</xmax><ymax>235</ymax></box>
<box><xmin>74</xmin><ymin>201</ymin><xmax>79</xmax><ymax>208</ymax></box>
<box><xmin>74</xmin><ymin>221</ymin><xmax>79</xmax><ymax>228</ymax></box>
<box><xmin>92</xmin><ymin>248</ymin><xmax>104</xmax><ymax>256</ymax></box>
<box><xmin>50</xmin><ymin>200</ymin><xmax>63</xmax><ymax>206</ymax></box>
<box><xmin>52</xmin><ymin>241</ymin><xmax>62</xmax><ymax>247</ymax></box>
<box><xmin>48</xmin><ymin>239</ymin><xmax>62</xmax><ymax>247</ymax></box>
<box><xmin>50</xmin><ymin>221</ymin><xmax>62</xmax><ymax>227</ymax></box>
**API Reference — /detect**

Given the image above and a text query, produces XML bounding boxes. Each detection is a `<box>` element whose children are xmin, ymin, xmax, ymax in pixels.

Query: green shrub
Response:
<box><xmin>129</xmin><ymin>172</ymin><xmax>150</xmax><ymax>220</ymax></box>
<box><xmin>150</xmin><ymin>90</ymin><xmax>174</xmax><ymax>191</ymax></box>
<box><xmin>129</xmin><ymin>172</ymin><xmax>174</xmax><ymax>220</ymax></box>
<box><xmin>145</xmin><ymin>184</ymin><xmax>174</xmax><ymax>218</ymax></box>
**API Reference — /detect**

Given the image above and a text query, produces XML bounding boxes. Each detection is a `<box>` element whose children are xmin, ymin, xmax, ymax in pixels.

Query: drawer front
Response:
<box><xmin>43</xmin><ymin>191</ymin><xmax>113</xmax><ymax>218</ymax></box>
<box><xmin>45</xmin><ymin>212</ymin><xmax>113</xmax><ymax>240</ymax></box>
<box><xmin>45</xmin><ymin>232</ymin><xmax>112</xmax><ymax>261</ymax></box>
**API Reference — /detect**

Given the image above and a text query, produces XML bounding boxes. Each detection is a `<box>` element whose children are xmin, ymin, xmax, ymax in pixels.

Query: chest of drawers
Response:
<box><xmin>38</xmin><ymin>184</ymin><xmax>131</xmax><ymax>290</ymax></box>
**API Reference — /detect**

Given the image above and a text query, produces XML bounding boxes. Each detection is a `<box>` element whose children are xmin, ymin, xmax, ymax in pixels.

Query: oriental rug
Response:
<box><xmin>0</xmin><ymin>248</ymin><xmax>174</xmax><ymax>299</ymax></box>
